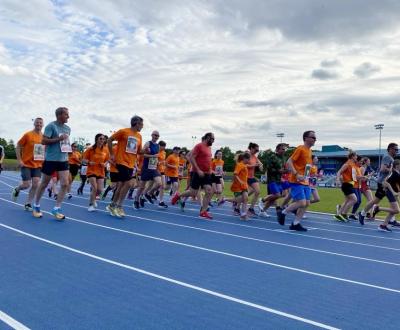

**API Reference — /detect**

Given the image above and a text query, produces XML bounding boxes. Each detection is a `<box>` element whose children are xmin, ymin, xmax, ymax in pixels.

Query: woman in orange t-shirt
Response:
<box><xmin>82</xmin><ymin>134</ymin><xmax>110</xmax><ymax>211</ymax></box>
<box><xmin>231</xmin><ymin>152</ymin><xmax>251</xmax><ymax>221</ymax></box>
<box><xmin>165</xmin><ymin>147</ymin><xmax>180</xmax><ymax>196</ymax></box>
<box><xmin>67</xmin><ymin>142</ymin><xmax>82</xmax><ymax>199</ymax></box>
<box><xmin>335</xmin><ymin>151</ymin><xmax>365</xmax><ymax>221</ymax></box>
<box><xmin>246</xmin><ymin>142</ymin><xmax>264</xmax><ymax>216</ymax></box>
<box><xmin>211</xmin><ymin>149</ymin><xmax>225</xmax><ymax>205</ymax></box>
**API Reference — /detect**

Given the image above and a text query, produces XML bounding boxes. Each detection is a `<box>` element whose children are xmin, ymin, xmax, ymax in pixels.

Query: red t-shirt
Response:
<box><xmin>192</xmin><ymin>143</ymin><xmax>212</xmax><ymax>173</ymax></box>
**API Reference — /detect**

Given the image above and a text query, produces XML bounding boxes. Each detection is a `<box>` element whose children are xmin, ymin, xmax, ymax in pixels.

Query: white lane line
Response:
<box><xmin>0</xmin><ymin>223</ymin><xmax>340</xmax><ymax>330</ymax></box>
<box><xmin>2</xmin><ymin>197</ymin><xmax>400</xmax><ymax>294</ymax></box>
<box><xmin>0</xmin><ymin>310</ymin><xmax>30</xmax><ymax>330</ymax></box>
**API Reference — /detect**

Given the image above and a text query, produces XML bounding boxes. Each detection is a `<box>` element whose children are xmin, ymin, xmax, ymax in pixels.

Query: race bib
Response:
<box><xmin>33</xmin><ymin>144</ymin><xmax>45</xmax><ymax>161</ymax></box>
<box><xmin>60</xmin><ymin>134</ymin><xmax>72</xmax><ymax>153</ymax></box>
<box><xmin>80</xmin><ymin>165</ymin><xmax>87</xmax><ymax>175</ymax></box>
<box><xmin>148</xmin><ymin>157</ymin><xmax>158</xmax><ymax>170</ymax></box>
<box><xmin>215</xmin><ymin>165</ymin><xmax>223</xmax><ymax>176</ymax></box>
<box><xmin>126</xmin><ymin>136</ymin><xmax>138</xmax><ymax>154</ymax></box>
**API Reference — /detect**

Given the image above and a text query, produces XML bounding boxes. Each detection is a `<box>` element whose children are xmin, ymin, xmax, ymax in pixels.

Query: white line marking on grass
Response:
<box><xmin>0</xmin><ymin>223</ymin><xmax>340</xmax><ymax>330</ymax></box>
<box><xmin>0</xmin><ymin>310</ymin><xmax>30</xmax><ymax>330</ymax></box>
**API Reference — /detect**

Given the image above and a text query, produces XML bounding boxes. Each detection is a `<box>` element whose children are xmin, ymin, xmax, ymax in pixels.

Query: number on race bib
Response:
<box><xmin>126</xmin><ymin>136</ymin><xmax>138</xmax><ymax>154</ymax></box>
<box><xmin>33</xmin><ymin>144</ymin><xmax>45</xmax><ymax>161</ymax></box>
<box><xmin>148</xmin><ymin>157</ymin><xmax>158</xmax><ymax>170</ymax></box>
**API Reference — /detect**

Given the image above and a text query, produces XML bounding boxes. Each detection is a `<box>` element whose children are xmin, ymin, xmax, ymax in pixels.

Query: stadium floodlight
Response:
<box><xmin>276</xmin><ymin>133</ymin><xmax>285</xmax><ymax>143</ymax></box>
<box><xmin>374</xmin><ymin>123</ymin><xmax>384</xmax><ymax>170</ymax></box>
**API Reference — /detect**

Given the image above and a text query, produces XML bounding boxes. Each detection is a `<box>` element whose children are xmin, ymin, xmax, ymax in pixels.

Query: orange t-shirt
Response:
<box><xmin>111</xmin><ymin>128</ymin><xmax>142</xmax><ymax>169</ymax></box>
<box><xmin>341</xmin><ymin>160</ymin><xmax>356</xmax><ymax>184</ymax></box>
<box><xmin>212</xmin><ymin>159</ymin><xmax>224</xmax><ymax>176</ymax></box>
<box><xmin>247</xmin><ymin>154</ymin><xmax>258</xmax><ymax>179</ymax></box>
<box><xmin>109</xmin><ymin>145</ymin><xmax>118</xmax><ymax>173</ymax></box>
<box><xmin>165</xmin><ymin>154</ymin><xmax>179</xmax><ymax>178</ymax></box>
<box><xmin>158</xmin><ymin>150</ymin><xmax>166</xmax><ymax>173</ymax></box>
<box><xmin>83</xmin><ymin>147</ymin><xmax>110</xmax><ymax>177</ymax></box>
<box><xmin>68</xmin><ymin>151</ymin><xmax>81</xmax><ymax>165</ymax></box>
<box><xmin>288</xmin><ymin>145</ymin><xmax>312</xmax><ymax>185</ymax></box>
<box><xmin>231</xmin><ymin>161</ymin><xmax>248</xmax><ymax>192</ymax></box>
<box><xmin>17</xmin><ymin>131</ymin><xmax>44</xmax><ymax>169</ymax></box>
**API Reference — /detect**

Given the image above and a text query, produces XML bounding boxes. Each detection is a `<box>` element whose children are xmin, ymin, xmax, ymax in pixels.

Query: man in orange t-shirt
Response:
<box><xmin>12</xmin><ymin>118</ymin><xmax>44</xmax><ymax>211</ymax></box>
<box><xmin>277</xmin><ymin>130</ymin><xmax>316</xmax><ymax>231</ymax></box>
<box><xmin>165</xmin><ymin>146</ymin><xmax>180</xmax><ymax>196</ymax></box>
<box><xmin>107</xmin><ymin>115</ymin><xmax>143</xmax><ymax>217</ymax></box>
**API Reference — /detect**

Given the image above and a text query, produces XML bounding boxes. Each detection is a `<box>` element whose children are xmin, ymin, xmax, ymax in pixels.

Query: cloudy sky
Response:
<box><xmin>1</xmin><ymin>0</ymin><xmax>400</xmax><ymax>151</ymax></box>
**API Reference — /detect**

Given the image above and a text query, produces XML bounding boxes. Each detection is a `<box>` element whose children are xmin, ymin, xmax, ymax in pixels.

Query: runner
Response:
<box><xmin>358</xmin><ymin>143</ymin><xmax>399</xmax><ymax>230</ymax></box>
<box><xmin>67</xmin><ymin>142</ymin><xmax>81</xmax><ymax>199</ymax></box>
<box><xmin>277</xmin><ymin>130</ymin><xmax>317</xmax><ymax>231</ymax></box>
<box><xmin>0</xmin><ymin>143</ymin><xmax>4</xmax><ymax>174</ymax></box>
<box><xmin>211</xmin><ymin>149</ymin><xmax>225</xmax><ymax>205</ymax></box>
<box><xmin>32</xmin><ymin>107</ymin><xmax>71</xmax><ymax>220</ymax></box>
<box><xmin>164</xmin><ymin>146</ymin><xmax>180</xmax><ymax>198</ymax></box>
<box><xmin>231</xmin><ymin>152</ymin><xmax>251</xmax><ymax>220</ymax></box>
<box><xmin>77</xmin><ymin>142</ymin><xmax>91</xmax><ymax>195</ymax></box>
<box><xmin>246</xmin><ymin>143</ymin><xmax>263</xmax><ymax>216</ymax></box>
<box><xmin>107</xmin><ymin>115</ymin><xmax>143</xmax><ymax>217</ymax></box>
<box><xmin>156</xmin><ymin>140</ymin><xmax>168</xmax><ymax>208</ymax></box>
<box><xmin>359</xmin><ymin>157</ymin><xmax>374</xmax><ymax>219</ymax></box>
<box><xmin>382</xmin><ymin>159</ymin><xmax>400</xmax><ymax>227</ymax></box>
<box><xmin>258</xmin><ymin>143</ymin><xmax>288</xmax><ymax>217</ymax></box>
<box><xmin>134</xmin><ymin>130</ymin><xmax>162</xmax><ymax>209</ymax></box>
<box><xmin>178</xmin><ymin>150</ymin><xmax>188</xmax><ymax>191</ymax></box>
<box><xmin>334</xmin><ymin>151</ymin><xmax>359</xmax><ymax>221</ymax></box>
<box><xmin>82</xmin><ymin>134</ymin><xmax>109</xmax><ymax>211</ymax></box>
<box><xmin>348</xmin><ymin>157</ymin><xmax>365</xmax><ymax>220</ymax></box>
<box><xmin>12</xmin><ymin>118</ymin><xmax>45</xmax><ymax>211</ymax></box>
<box><xmin>171</xmin><ymin>133</ymin><xmax>215</xmax><ymax>219</ymax></box>
<box><xmin>101</xmin><ymin>142</ymin><xmax>119</xmax><ymax>201</ymax></box>
<box><xmin>309</xmin><ymin>155</ymin><xmax>321</xmax><ymax>205</ymax></box>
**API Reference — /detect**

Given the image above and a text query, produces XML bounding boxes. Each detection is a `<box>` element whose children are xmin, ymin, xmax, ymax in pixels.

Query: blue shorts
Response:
<box><xmin>281</xmin><ymin>181</ymin><xmax>291</xmax><ymax>190</ymax></box>
<box><xmin>267</xmin><ymin>182</ymin><xmax>283</xmax><ymax>195</ymax></box>
<box><xmin>290</xmin><ymin>183</ymin><xmax>311</xmax><ymax>201</ymax></box>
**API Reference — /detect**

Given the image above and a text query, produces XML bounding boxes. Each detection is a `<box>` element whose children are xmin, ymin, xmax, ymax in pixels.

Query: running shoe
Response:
<box><xmin>233</xmin><ymin>208</ymin><xmax>240</xmax><ymax>216</ymax></box>
<box><xmin>372</xmin><ymin>205</ymin><xmax>380</xmax><ymax>218</ymax></box>
<box><xmin>11</xmin><ymin>187</ymin><xmax>19</xmax><ymax>202</ymax></box>
<box><xmin>248</xmin><ymin>207</ymin><xmax>257</xmax><ymax>217</ymax></box>
<box><xmin>179</xmin><ymin>200</ymin><xmax>185</xmax><ymax>212</ymax></box>
<box><xmin>259</xmin><ymin>211</ymin><xmax>270</xmax><ymax>218</ymax></box>
<box><xmin>24</xmin><ymin>203</ymin><xmax>33</xmax><ymax>212</ymax></box>
<box><xmin>51</xmin><ymin>207</ymin><xmax>65</xmax><ymax>220</ymax></box>
<box><xmin>378</xmin><ymin>224</ymin><xmax>392</xmax><ymax>232</ymax></box>
<box><xmin>88</xmin><ymin>205</ymin><xmax>96</xmax><ymax>212</ymax></box>
<box><xmin>357</xmin><ymin>212</ymin><xmax>365</xmax><ymax>225</ymax></box>
<box><xmin>67</xmin><ymin>193</ymin><xmax>72</xmax><ymax>200</ymax></box>
<box><xmin>53</xmin><ymin>194</ymin><xmax>58</xmax><ymax>200</ymax></box>
<box><xmin>48</xmin><ymin>188</ymin><xmax>52</xmax><ymax>198</ymax></box>
<box><xmin>199</xmin><ymin>210</ymin><xmax>213</xmax><ymax>220</ymax></box>
<box><xmin>171</xmin><ymin>192</ymin><xmax>180</xmax><ymax>205</ymax></box>
<box><xmin>158</xmin><ymin>201</ymin><xmax>168</xmax><ymax>209</ymax></box>
<box><xmin>348</xmin><ymin>214</ymin><xmax>357</xmax><ymax>221</ymax></box>
<box><xmin>277</xmin><ymin>211</ymin><xmax>286</xmax><ymax>226</ymax></box>
<box><xmin>389</xmin><ymin>220</ymin><xmax>400</xmax><ymax>227</ymax></box>
<box><xmin>117</xmin><ymin>207</ymin><xmax>126</xmax><ymax>217</ymax></box>
<box><xmin>145</xmin><ymin>193</ymin><xmax>154</xmax><ymax>204</ymax></box>
<box><xmin>133</xmin><ymin>200</ymin><xmax>140</xmax><ymax>209</ymax></box>
<box><xmin>140</xmin><ymin>197</ymin><xmax>146</xmax><ymax>207</ymax></box>
<box><xmin>289</xmin><ymin>223</ymin><xmax>308</xmax><ymax>231</ymax></box>
<box><xmin>258</xmin><ymin>198</ymin><xmax>265</xmax><ymax>212</ymax></box>
<box><xmin>32</xmin><ymin>205</ymin><xmax>42</xmax><ymax>218</ymax></box>
<box><xmin>333</xmin><ymin>214</ymin><xmax>346</xmax><ymax>222</ymax></box>
<box><xmin>275</xmin><ymin>206</ymin><xmax>282</xmax><ymax>218</ymax></box>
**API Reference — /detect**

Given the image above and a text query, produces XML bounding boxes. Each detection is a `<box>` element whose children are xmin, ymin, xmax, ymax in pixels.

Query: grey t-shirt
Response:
<box><xmin>377</xmin><ymin>153</ymin><xmax>394</xmax><ymax>183</ymax></box>
<box><xmin>44</xmin><ymin>121</ymin><xmax>71</xmax><ymax>162</ymax></box>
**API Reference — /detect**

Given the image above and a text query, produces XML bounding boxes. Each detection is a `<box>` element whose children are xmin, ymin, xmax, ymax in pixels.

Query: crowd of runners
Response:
<box><xmin>6</xmin><ymin>107</ymin><xmax>400</xmax><ymax>232</ymax></box>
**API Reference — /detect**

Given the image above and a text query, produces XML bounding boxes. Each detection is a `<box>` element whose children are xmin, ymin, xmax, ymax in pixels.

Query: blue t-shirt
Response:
<box><xmin>44</xmin><ymin>121</ymin><xmax>71</xmax><ymax>162</ymax></box>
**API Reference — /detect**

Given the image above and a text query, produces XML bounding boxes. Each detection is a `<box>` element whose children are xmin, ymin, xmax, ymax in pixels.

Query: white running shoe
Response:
<box><xmin>258</xmin><ymin>198</ymin><xmax>265</xmax><ymax>212</ymax></box>
<box><xmin>88</xmin><ymin>205</ymin><xmax>96</xmax><ymax>212</ymax></box>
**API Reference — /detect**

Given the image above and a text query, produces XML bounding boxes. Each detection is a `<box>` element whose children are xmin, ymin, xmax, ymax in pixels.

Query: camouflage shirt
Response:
<box><xmin>266</xmin><ymin>152</ymin><xmax>286</xmax><ymax>183</ymax></box>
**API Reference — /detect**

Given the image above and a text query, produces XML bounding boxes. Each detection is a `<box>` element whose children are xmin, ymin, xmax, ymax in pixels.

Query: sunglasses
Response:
<box><xmin>307</xmin><ymin>136</ymin><xmax>317</xmax><ymax>140</ymax></box>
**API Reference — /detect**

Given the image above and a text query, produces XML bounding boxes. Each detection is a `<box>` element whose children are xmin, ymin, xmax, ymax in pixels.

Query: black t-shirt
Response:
<box><xmin>386</xmin><ymin>170</ymin><xmax>400</xmax><ymax>192</ymax></box>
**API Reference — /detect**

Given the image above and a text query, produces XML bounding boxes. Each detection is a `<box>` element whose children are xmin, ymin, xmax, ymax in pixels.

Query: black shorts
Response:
<box><xmin>167</xmin><ymin>176</ymin><xmax>178</xmax><ymax>184</ymax></box>
<box><xmin>87</xmin><ymin>175</ymin><xmax>104</xmax><ymax>180</ymax></box>
<box><xmin>211</xmin><ymin>174</ymin><xmax>222</xmax><ymax>184</ymax></box>
<box><xmin>110</xmin><ymin>172</ymin><xmax>119</xmax><ymax>183</ymax></box>
<box><xmin>141</xmin><ymin>169</ymin><xmax>161</xmax><ymax>181</ymax></box>
<box><xmin>116</xmin><ymin>164</ymin><xmax>134</xmax><ymax>182</ymax></box>
<box><xmin>375</xmin><ymin>183</ymin><xmax>397</xmax><ymax>203</ymax></box>
<box><xmin>191</xmin><ymin>172</ymin><xmax>212</xmax><ymax>190</ymax></box>
<box><xmin>341</xmin><ymin>182</ymin><xmax>355</xmax><ymax>196</ymax></box>
<box><xmin>247</xmin><ymin>177</ymin><xmax>259</xmax><ymax>185</ymax></box>
<box><xmin>42</xmin><ymin>161</ymin><xmax>69</xmax><ymax>176</ymax></box>
<box><xmin>69</xmin><ymin>164</ymin><xmax>80</xmax><ymax>177</ymax></box>
<box><xmin>21</xmin><ymin>167</ymin><xmax>41</xmax><ymax>181</ymax></box>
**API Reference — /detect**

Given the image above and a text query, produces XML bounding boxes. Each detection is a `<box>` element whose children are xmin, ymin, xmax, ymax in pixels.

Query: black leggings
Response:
<box><xmin>78</xmin><ymin>175</ymin><xmax>87</xmax><ymax>192</ymax></box>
